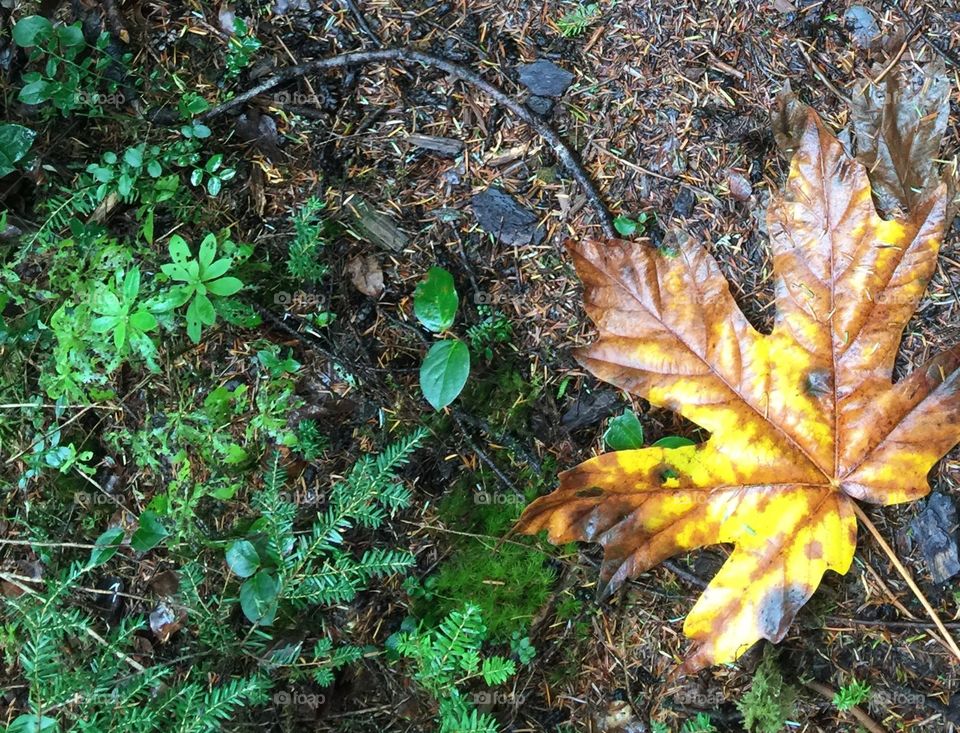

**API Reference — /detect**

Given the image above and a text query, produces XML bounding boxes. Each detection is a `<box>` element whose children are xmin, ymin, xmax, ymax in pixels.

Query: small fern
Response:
<box><xmin>392</xmin><ymin>604</ymin><xmax>517</xmax><ymax>733</ymax></box>
<box><xmin>4</xmin><ymin>560</ymin><xmax>268</xmax><ymax>733</ymax></box>
<box><xmin>285</xmin><ymin>196</ymin><xmax>331</xmax><ymax>282</ymax></box>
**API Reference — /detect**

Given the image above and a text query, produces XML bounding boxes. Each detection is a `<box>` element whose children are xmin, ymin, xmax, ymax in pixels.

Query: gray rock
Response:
<box><xmin>471</xmin><ymin>187</ymin><xmax>544</xmax><ymax>246</ymax></box>
<box><xmin>526</xmin><ymin>95</ymin><xmax>554</xmax><ymax>115</ymax></box>
<box><xmin>672</xmin><ymin>188</ymin><xmax>695</xmax><ymax>218</ymax></box>
<box><xmin>844</xmin><ymin>6</ymin><xmax>879</xmax><ymax>49</ymax></box>
<box><xmin>561</xmin><ymin>391</ymin><xmax>620</xmax><ymax>432</ymax></box>
<box><xmin>910</xmin><ymin>492</ymin><xmax>960</xmax><ymax>583</ymax></box>
<box><xmin>517</xmin><ymin>59</ymin><xmax>574</xmax><ymax>97</ymax></box>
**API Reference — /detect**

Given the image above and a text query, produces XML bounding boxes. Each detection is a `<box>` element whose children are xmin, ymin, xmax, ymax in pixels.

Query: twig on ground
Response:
<box><xmin>662</xmin><ymin>560</ymin><xmax>708</xmax><ymax>590</ymax></box>
<box><xmin>0</xmin><ymin>572</ymin><xmax>147</xmax><ymax>673</ymax></box>
<box><xmin>882</xmin><ymin>0</ymin><xmax>960</xmax><ymax>68</ymax></box>
<box><xmin>803</xmin><ymin>680</ymin><xmax>886</xmax><ymax>733</ymax></box>
<box><xmin>449</xmin><ymin>409</ymin><xmax>523</xmax><ymax>497</ymax></box>
<box><xmin>853</xmin><ymin>502</ymin><xmax>960</xmax><ymax>663</ymax></box>
<box><xmin>870</xmin><ymin>20</ymin><xmax>924</xmax><ymax>85</ymax></box>
<box><xmin>337</xmin><ymin>0</ymin><xmax>381</xmax><ymax>46</ymax></box>
<box><xmin>795</xmin><ymin>40</ymin><xmax>852</xmax><ymax>105</ymax></box>
<box><xmin>201</xmin><ymin>48</ymin><xmax>615</xmax><ymax>237</ymax></box>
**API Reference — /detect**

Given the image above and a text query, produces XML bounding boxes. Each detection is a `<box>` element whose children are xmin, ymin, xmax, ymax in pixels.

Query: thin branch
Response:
<box><xmin>201</xmin><ymin>48</ymin><xmax>615</xmax><ymax>237</ymax></box>
<box><xmin>803</xmin><ymin>680</ymin><xmax>886</xmax><ymax>733</ymax></box>
<box><xmin>853</xmin><ymin>502</ymin><xmax>960</xmax><ymax>663</ymax></box>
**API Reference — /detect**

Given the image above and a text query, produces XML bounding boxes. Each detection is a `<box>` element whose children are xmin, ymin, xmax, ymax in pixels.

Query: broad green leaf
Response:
<box><xmin>226</xmin><ymin>540</ymin><xmax>260</xmax><ymax>578</ymax></box>
<box><xmin>56</xmin><ymin>24</ymin><xmax>84</xmax><ymax>48</ymax></box>
<box><xmin>185</xmin><ymin>300</ymin><xmax>203</xmax><ymax>343</ymax></box>
<box><xmin>131</xmin><ymin>511</ymin><xmax>168</xmax><ymax>552</ymax></box>
<box><xmin>129</xmin><ymin>310</ymin><xmax>157</xmax><ymax>332</ymax></box>
<box><xmin>89</xmin><ymin>527</ymin><xmax>124</xmax><ymax>567</ymax></box>
<box><xmin>651</xmin><ymin>435</ymin><xmax>696</xmax><ymax>449</ymax></box>
<box><xmin>603</xmin><ymin>410</ymin><xmax>645</xmax><ymax>451</ymax></box>
<box><xmin>167</xmin><ymin>235</ymin><xmax>192</xmax><ymax>264</ymax></box>
<box><xmin>239</xmin><ymin>571</ymin><xmax>279</xmax><ymax>625</ymax></box>
<box><xmin>193</xmin><ymin>292</ymin><xmax>216</xmax><ymax>325</ymax></box>
<box><xmin>123</xmin><ymin>146</ymin><xmax>143</xmax><ymax>168</ymax></box>
<box><xmin>206</xmin><ymin>276</ymin><xmax>243</xmax><ymax>296</ymax></box>
<box><xmin>0</xmin><ymin>124</ymin><xmax>36</xmax><ymax>176</ymax></box>
<box><xmin>198</xmin><ymin>233</ymin><xmax>217</xmax><ymax>271</ymax></box>
<box><xmin>122</xmin><ymin>269</ymin><xmax>141</xmax><ymax>301</ymax></box>
<box><xmin>113</xmin><ymin>320</ymin><xmax>126</xmax><ymax>349</ymax></box>
<box><xmin>12</xmin><ymin>16</ymin><xmax>53</xmax><ymax>47</ymax></box>
<box><xmin>203</xmin><ymin>257</ymin><xmax>232</xmax><ymax>280</ymax></box>
<box><xmin>93</xmin><ymin>290</ymin><xmax>122</xmax><ymax>316</ymax></box>
<box><xmin>7</xmin><ymin>713</ymin><xmax>60</xmax><ymax>733</ymax></box>
<box><xmin>419</xmin><ymin>339</ymin><xmax>470</xmax><ymax>410</ymax></box>
<box><xmin>613</xmin><ymin>215</ymin><xmax>640</xmax><ymax>237</ymax></box>
<box><xmin>160</xmin><ymin>262</ymin><xmax>191</xmax><ymax>281</ymax></box>
<box><xmin>18</xmin><ymin>80</ymin><xmax>49</xmax><ymax>106</ymax></box>
<box><xmin>413</xmin><ymin>267</ymin><xmax>459</xmax><ymax>332</ymax></box>
<box><xmin>91</xmin><ymin>315</ymin><xmax>119</xmax><ymax>333</ymax></box>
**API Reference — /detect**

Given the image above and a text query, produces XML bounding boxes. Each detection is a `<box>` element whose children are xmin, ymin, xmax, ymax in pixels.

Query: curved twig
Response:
<box><xmin>201</xmin><ymin>48</ymin><xmax>615</xmax><ymax>237</ymax></box>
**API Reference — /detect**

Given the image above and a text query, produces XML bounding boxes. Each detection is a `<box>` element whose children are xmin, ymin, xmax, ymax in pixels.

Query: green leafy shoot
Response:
<box><xmin>391</xmin><ymin>605</ymin><xmax>516</xmax><ymax>733</ymax></box>
<box><xmin>833</xmin><ymin>679</ymin><xmax>871</xmax><ymax>712</ymax></box>
<box><xmin>286</xmin><ymin>196</ymin><xmax>331</xmax><ymax>282</ymax></box>
<box><xmin>603</xmin><ymin>409</ymin><xmax>645</xmax><ymax>451</ymax></box>
<box><xmin>414</xmin><ymin>267</ymin><xmax>459</xmax><ymax>333</ymax></box>
<box><xmin>736</xmin><ymin>647</ymin><xmax>797</xmax><ymax>733</ymax></box>
<box><xmin>90</xmin><ymin>267</ymin><xmax>157</xmax><ymax>350</ymax></box>
<box><xmin>557</xmin><ymin>3</ymin><xmax>601</xmax><ymax>37</ymax></box>
<box><xmin>420</xmin><ymin>339</ymin><xmax>470</xmax><ymax>411</ymax></box>
<box><xmin>159</xmin><ymin>233</ymin><xmax>244</xmax><ymax>343</ymax></box>
<box><xmin>613</xmin><ymin>212</ymin><xmax>649</xmax><ymax>237</ymax></box>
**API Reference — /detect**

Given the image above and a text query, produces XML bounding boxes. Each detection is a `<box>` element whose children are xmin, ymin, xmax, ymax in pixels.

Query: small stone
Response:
<box><xmin>561</xmin><ymin>391</ymin><xmax>620</xmax><ymax>432</ymax></box>
<box><xmin>471</xmin><ymin>187</ymin><xmax>545</xmax><ymax>246</ymax></box>
<box><xmin>526</xmin><ymin>95</ymin><xmax>554</xmax><ymax>115</ymax></box>
<box><xmin>672</xmin><ymin>188</ymin><xmax>696</xmax><ymax>218</ymax></box>
<box><xmin>517</xmin><ymin>59</ymin><xmax>574</xmax><ymax>98</ymax></box>
<box><xmin>728</xmin><ymin>171</ymin><xmax>753</xmax><ymax>201</ymax></box>
<box><xmin>910</xmin><ymin>492</ymin><xmax>960</xmax><ymax>583</ymax></box>
<box><xmin>844</xmin><ymin>6</ymin><xmax>880</xmax><ymax>49</ymax></box>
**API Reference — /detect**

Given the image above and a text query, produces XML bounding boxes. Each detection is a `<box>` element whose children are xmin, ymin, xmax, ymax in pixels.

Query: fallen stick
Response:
<box><xmin>201</xmin><ymin>48</ymin><xmax>615</xmax><ymax>238</ymax></box>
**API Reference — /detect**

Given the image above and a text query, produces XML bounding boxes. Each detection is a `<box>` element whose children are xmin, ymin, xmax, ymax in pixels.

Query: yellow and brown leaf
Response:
<box><xmin>516</xmin><ymin>109</ymin><xmax>959</xmax><ymax>673</ymax></box>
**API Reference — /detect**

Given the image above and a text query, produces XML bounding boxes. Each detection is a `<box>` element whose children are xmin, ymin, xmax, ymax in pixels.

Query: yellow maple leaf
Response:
<box><xmin>516</xmin><ymin>109</ymin><xmax>956</xmax><ymax>673</ymax></box>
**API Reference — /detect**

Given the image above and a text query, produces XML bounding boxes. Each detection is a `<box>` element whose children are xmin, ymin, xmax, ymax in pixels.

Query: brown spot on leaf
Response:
<box><xmin>805</xmin><ymin>540</ymin><xmax>824</xmax><ymax>560</ymax></box>
<box><xmin>576</xmin><ymin>487</ymin><xmax>604</xmax><ymax>498</ymax></box>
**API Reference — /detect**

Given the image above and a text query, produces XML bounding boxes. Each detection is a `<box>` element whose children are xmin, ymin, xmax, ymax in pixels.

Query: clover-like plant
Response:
<box><xmin>160</xmin><ymin>233</ymin><xmax>244</xmax><ymax>343</ymax></box>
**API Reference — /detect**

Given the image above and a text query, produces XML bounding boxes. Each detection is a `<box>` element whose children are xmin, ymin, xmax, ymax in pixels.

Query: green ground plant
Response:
<box><xmin>737</xmin><ymin>648</ymin><xmax>797</xmax><ymax>732</ymax></box>
<box><xmin>389</xmin><ymin>604</ymin><xmax>517</xmax><ymax>733</ymax></box>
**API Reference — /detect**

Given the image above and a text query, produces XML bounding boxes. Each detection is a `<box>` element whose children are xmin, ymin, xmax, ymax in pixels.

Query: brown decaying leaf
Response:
<box><xmin>347</xmin><ymin>254</ymin><xmax>384</xmax><ymax>298</ymax></box>
<box><xmin>516</xmin><ymin>109</ymin><xmax>958</xmax><ymax>673</ymax></box>
<box><xmin>850</xmin><ymin>58</ymin><xmax>951</xmax><ymax>218</ymax></box>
